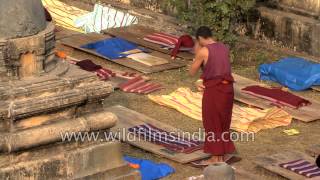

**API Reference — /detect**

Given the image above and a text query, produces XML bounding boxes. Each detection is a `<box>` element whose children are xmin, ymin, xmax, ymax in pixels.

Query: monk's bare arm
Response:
<box><xmin>189</xmin><ymin>47</ymin><xmax>208</xmax><ymax>76</ymax></box>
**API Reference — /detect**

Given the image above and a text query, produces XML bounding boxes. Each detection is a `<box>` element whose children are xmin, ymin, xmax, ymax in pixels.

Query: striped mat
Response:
<box><xmin>280</xmin><ymin>159</ymin><xmax>320</xmax><ymax>178</ymax></box>
<box><xmin>148</xmin><ymin>88</ymin><xmax>292</xmax><ymax>133</ymax></box>
<box><xmin>119</xmin><ymin>76</ymin><xmax>163</xmax><ymax>95</ymax></box>
<box><xmin>42</xmin><ymin>0</ymin><xmax>89</xmax><ymax>32</ymax></box>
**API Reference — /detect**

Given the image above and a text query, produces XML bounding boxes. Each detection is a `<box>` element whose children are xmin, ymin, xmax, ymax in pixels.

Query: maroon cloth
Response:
<box><xmin>242</xmin><ymin>85</ymin><xmax>311</xmax><ymax>108</ymax></box>
<box><xmin>201</xmin><ymin>42</ymin><xmax>235</xmax><ymax>156</ymax></box>
<box><xmin>76</xmin><ymin>59</ymin><xmax>102</xmax><ymax>71</ymax></box>
<box><xmin>201</xmin><ymin>43</ymin><xmax>232</xmax><ymax>81</ymax></box>
<box><xmin>171</xmin><ymin>35</ymin><xmax>194</xmax><ymax>58</ymax></box>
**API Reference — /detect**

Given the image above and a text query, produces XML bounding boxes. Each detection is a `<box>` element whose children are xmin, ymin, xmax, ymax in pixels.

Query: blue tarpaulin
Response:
<box><xmin>124</xmin><ymin>156</ymin><xmax>175</xmax><ymax>180</ymax></box>
<box><xmin>259</xmin><ymin>57</ymin><xmax>320</xmax><ymax>91</ymax></box>
<box><xmin>81</xmin><ymin>37</ymin><xmax>144</xmax><ymax>60</ymax></box>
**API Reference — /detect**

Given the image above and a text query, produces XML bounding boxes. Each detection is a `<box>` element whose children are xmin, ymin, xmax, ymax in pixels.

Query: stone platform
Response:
<box><xmin>0</xmin><ymin>141</ymin><xmax>140</xmax><ymax>179</ymax></box>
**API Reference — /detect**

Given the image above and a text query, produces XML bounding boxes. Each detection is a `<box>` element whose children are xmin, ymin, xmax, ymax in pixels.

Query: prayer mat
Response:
<box><xmin>148</xmin><ymin>88</ymin><xmax>292</xmax><ymax>133</ymax></box>
<box><xmin>42</xmin><ymin>0</ymin><xmax>89</xmax><ymax>32</ymax></box>
<box><xmin>119</xmin><ymin>76</ymin><xmax>163</xmax><ymax>94</ymax></box>
<box><xmin>242</xmin><ymin>85</ymin><xmax>311</xmax><ymax>108</ymax></box>
<box><xmin>279</xmin><ymin>159</ymin><xmax>320</xmax><ymax>178</ymax></box>
<box><xmin>128</xmin><ymin>123</ymin><xmax>203</xmax><ymax>154</ymax></box>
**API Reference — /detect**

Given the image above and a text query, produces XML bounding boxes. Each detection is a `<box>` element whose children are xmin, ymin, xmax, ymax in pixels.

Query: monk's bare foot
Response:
<box><xmin>199</xmin><ymin>156</ymin><xmax>223</xmax><ymax>165</ymax></box>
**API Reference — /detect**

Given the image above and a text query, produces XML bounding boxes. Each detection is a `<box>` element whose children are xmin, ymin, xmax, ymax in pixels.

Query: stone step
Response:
<box><xmin>0</xmin><ymin>141</ymin><xmax>135</xmax><ymax>179</ymax></box>
<box><xmin>0</xmin><ymin>111</ymin><xmax>118</xmax><ymax>152</ymax></box>
<box><xmin>0</xmin><ymin>81</ymin><xmax>113</xmax><ymax>120</ymax></box>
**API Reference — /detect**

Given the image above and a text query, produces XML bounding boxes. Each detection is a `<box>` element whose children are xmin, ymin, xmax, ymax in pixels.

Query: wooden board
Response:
<box><xmin>306</xmin><ymin>145</ymin><xmax>320</xmax><ymax>157</ymax></box>
<box><xmin>127</xmin><ymin>53</ymin><xmax>169</xmax><ymax>66</ymax></box>
<box><xmin>255</xmin><ymin>151</ymin><xmax>316</xmax><ymax>180</ymax></box>
<box><xmin>233</xmin><ymin>74</ymin><xmax>320</xmax><ymax>122</ymax></box>
<box><xmin>105</xmin><ymin>105</ymin><xmax>210</xmax><ymax>164</ymax></box>
<box><xmin>312</xmin><ymin>86</ymin><xmax>320</xmax><ymax>92</ymax></box>
<box><xmin>235</xmin><ymin>168</ymin><xmax>261</xmax><ymax>180</ymax></box>
<box><xmin>103</xmin><ymin>25</ymin><xmax>194</xmax><ymax>60</ymax></box>
<box><xmin>60</xmin><ymin>33</ymin><xmax>187</xmax><ymax>74</ymax></box>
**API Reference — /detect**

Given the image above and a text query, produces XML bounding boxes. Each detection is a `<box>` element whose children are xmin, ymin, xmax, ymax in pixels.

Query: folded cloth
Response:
<box><xmin>76</xmin><ymin>59</ymin><xmax>102</xmax><ymax>71</ymax></box>
<box><xmin>143</xmin><ymin>33</ymin><xmax>194</xmax><ymax>58</ymax></box>
<box><xmin>74</xmin><ymin>4</ymin><xmax>138</xmax><ymax>33</ymax></box>
<box><xmin>124</xmin><ymin>156</ymin><xmax>175</xmax><ymax>180</ymax></box>
<box><xmin>81</xmin><ymin>37</ymin><xmax>144</xmax><ymax>60</ymax></box>
<box><xmin>128</xmin><ymin>123</ymin><xmax>203</xmax><ymax>154</ymax></box>
<box><xmin>242</xmin><ymin>85</ymin><xmax>311</xmax><ymax>108</ymax></box>
<box><xmin>148</xmin><ymin>88</ymin><xmax>292</xmax><ymax>133</ymax></box>
<box><xmin>259</xmin><ymin>57</ymin><xmax>320</xmax><ymax>91</ymax></box>
<box><xmin>171</xmin><ymin>35</ymin><xmax>194</xmax><ymax>58</ymax></box>
<box><xmin>279</xmin><ymin>159</ymin><xmax>320</xmax><ymax>178</ymax></box>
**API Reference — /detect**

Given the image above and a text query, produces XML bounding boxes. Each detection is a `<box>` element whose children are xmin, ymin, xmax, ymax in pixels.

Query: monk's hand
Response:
<box><xmin>195</xmin><ymin>79</ymin><xmax>205</xmax><ymax>91</ymax></box>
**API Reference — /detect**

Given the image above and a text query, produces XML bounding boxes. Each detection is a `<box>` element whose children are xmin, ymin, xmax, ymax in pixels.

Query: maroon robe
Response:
<box><xmin>201</xmin><ymin>42</ymin><xmax>235</xmax><ymax>156</ymax></box>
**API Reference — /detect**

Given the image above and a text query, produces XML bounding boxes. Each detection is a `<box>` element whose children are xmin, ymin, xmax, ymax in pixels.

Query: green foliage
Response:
<box><xmin>163</xmin><ymin>0</ymin><xmax>255</xmax><ymax>46</ymax></box>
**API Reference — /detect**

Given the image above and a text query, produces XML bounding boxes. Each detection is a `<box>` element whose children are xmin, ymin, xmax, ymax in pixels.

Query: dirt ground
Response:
<box><xmin>56</xmin><ymin>1</ymin><xmax>320</xmax><ymax>179</ymax></box>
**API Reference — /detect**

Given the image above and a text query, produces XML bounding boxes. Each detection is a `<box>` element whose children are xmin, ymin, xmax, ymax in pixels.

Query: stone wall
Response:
<box><xmin>278</xmin><ymin>0</ymin><xmax>320</xmax><ymax>16</ymax></box>
<box><xmin>257</xmin><ymin>0</ymin><xmax>320</xmax><ymax>57</ymax></box>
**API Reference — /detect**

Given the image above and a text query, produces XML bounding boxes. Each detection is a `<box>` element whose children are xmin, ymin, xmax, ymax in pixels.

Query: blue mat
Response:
<box><xmin>259</xmin><ymin>57</ymin><xmax>320</xmax><ymax>91</ymax></box>
<box><xmin>81</xmin><ymin>37</ymin><xmax>144</xmax><ymax>60</ymax></box>
<box><xmin>124</xmin><ymin>156</ymin><xmax>175</xmax><ymax>180</ymax></box>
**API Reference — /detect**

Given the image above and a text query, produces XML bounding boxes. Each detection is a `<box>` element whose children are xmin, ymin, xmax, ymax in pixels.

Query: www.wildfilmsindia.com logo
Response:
<box><xmin>60</xmin><ymin>128</ymin><xmax>255</xmax><ymax>143</ymax></box>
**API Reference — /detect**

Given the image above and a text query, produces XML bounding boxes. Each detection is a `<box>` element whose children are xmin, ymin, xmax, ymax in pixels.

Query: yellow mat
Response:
<box><xmin>149</xmin><ymin>88</ymin><xmax>292</xmax><ymax>133</ymax></box>
<box><xmin>42</xmin><ymin>0</ymin><xmax>88</xmax><ymax>32</ymax></box>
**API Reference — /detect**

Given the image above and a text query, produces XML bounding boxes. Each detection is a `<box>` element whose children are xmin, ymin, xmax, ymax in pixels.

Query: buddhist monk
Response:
<box><xmin>189</xmin><ymin>26</ymin><xmax>236</xmax><ymax>165</ymax></box>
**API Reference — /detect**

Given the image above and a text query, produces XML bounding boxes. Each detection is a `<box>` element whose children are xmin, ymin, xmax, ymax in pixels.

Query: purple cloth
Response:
<box><xmin>128</xmin><ymin>123</ymin><xmax>203</xmax><ymax>153</ymax></box>
<box><xmin>279</xmin><ymin>159</ymin><xmax>320</xmax><ymax>178</ymax></box>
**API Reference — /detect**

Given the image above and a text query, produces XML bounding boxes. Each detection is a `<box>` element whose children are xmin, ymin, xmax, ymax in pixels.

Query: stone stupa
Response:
<box><xmin>0</xmin><ymin>0</ymin><xmax>139</xmax><ymax>179</ymax></box>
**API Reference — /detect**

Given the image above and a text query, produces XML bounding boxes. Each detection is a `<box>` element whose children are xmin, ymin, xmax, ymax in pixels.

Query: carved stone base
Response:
<box><xmin>0</xmin><ymin>141</ymin><xmax>140</xmax><ymax>179</ymax></box>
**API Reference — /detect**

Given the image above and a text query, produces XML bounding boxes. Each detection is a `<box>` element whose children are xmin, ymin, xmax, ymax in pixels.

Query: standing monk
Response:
<box><xmin>189</xmin><ymin>26</ymin><xmax>236</xmax><ymax>164</ymax></box>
